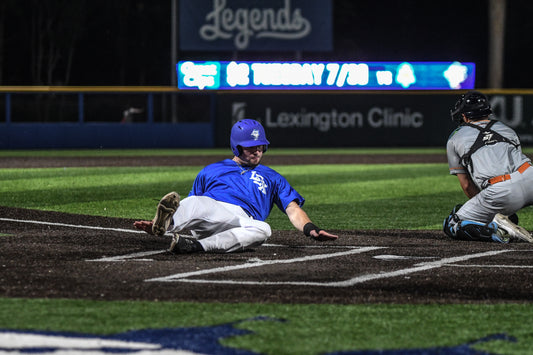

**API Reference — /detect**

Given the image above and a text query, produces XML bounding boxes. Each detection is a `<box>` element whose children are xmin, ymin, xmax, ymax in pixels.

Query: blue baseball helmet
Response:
<box><xmin>230</xmin><ymin>119</ymin><xmax>270</xmax><ymax>156</ymax></box>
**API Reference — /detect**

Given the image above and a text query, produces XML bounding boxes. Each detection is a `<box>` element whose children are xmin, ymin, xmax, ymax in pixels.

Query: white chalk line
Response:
<box><xmin>1</xmin><ymin>217</ymin><xmax>145</xmax><ymax>234</ymax></box>
<box><xmin>85</xmin><ymin>243</ymin><xmax>357</xmax><ymax>262</ymax></box>
<box><xmin>2</xmin><ymin>216</ymin><xmax>365</xmax><ymax>261</ymax></box>
<box><xmin>446</xmin><ymin>263</ymin><xmax>533</xmax><ymax>269</ymax></box>
<box><xmin>148</xmin><ymin>249</ymin><xmax>512</xmax><ymax>287</ymax></box>
<box><xmin>4</xmin><ymin>217</ymin><xmax>523</xmax><ymax>286</ymax></box>
<box><xmin>86</xmin><ymin>250</ymin><xmax>167</xmax><ymax>262</ymax></box>
<box><xmin>145</xmin><ymin>246</ymin><xmax>386</xmax><ymax>282</ymax></box>
<box><xmin>87</xmin><ymin>243</ymin><xmax>364</xmax><ymax>262</ymax></box>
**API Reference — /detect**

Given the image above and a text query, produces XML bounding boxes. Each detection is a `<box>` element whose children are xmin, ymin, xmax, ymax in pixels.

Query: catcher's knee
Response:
<box><xmin>443</xmin><ymin>205</ymin><xmax>499</xmax><ymax>242</ymax></box>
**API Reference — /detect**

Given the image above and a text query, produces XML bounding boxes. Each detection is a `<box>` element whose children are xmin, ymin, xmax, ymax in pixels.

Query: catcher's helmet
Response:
<box><xmin>230</xmin><ymin>119</ymin><xmax>270</xmax><ymax>156</ymax></box>
<box><xmin>450</xmin><ymin>91</ymin><xmax>492</xmax><ymax>123</ymax></box>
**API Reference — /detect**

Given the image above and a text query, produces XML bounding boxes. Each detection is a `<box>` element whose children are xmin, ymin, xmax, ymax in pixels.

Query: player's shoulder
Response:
<box><xmin>199</xmin><ymin>159</ymin><xmax>232</xmax><ymax>172</ymax></box>
<box><xmin>447</xmin><ymin>125</ymin><xmax>463</xmax><ymax>141</ymax></box>
<box><xmin>490</xmin><ymin>119</ymin><xmax>512</xmax><ymax>130</ymax></box>
<box><xmin>255</xmin><ymin>163</ymin><xmax>278</xmax><ymax>174</ymax></box>
<box><xmin>206</xmin><ymin>158</ymin><xmax>233</xmax><ymax>167</ymax></box>
<box><xmin>491</xmin><ymin>120</ymin><xmax>519</xmax><ymax>140</ymax></box>
<box><xmin>447</xmin><ymin>120</ymin><xmax>484</xmax><ymax>140</ymax></box>
<box><xmin>477</xmin><ymin>119</ymin><xmax>516</xmax><ymax>136</ymax></box>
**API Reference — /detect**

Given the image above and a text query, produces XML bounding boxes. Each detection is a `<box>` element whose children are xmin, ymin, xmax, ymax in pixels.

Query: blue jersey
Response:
<box><xmin>189</xmin><ymin>159</ymin><xmax>304</xmax><ymax>221</ymax></box>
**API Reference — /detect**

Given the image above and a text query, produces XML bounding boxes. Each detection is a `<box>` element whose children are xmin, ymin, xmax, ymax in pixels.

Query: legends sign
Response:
<box><xmin>179</xmin><ymin>0</ymin><xmax>332</xmax><ymax>51</ymax></box>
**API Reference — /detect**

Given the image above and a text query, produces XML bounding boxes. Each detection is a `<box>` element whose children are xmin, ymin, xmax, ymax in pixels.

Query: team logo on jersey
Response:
<box><xmin>482</xmin><ymin>131</ymin><xmax>497</xmax><ymax>145</ymax></box>
<box><xmin>251</xmin><ymin>129</ymin><xmax>260</xmax><ymax>140</ymax></box>
<box><xmin>250</xmin><ymin>171</ymin><xmax>268</xmax><ymax>194</ymax></box>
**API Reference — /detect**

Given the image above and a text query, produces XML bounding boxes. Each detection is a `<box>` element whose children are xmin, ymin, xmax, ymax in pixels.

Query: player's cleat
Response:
<box><xmin>493</xmin><ymin>213</ymin><xmax>533</xmax><ymax>243</ymax></box>
<box><xmin>168</xmin><ymin>234</ymin><xmax>204</xmax><ymax>254</ymax></box>
<box><xmin>152</xmin><ymin>192</ymin><xmax>180</xmax><ymax>236</ymax></box>
<box><xmin>493</xmin><ymin>226</ymin><xmax>511</xmax><ymax>244</ymax></box>
<box><xmin>481</xmin><ymin>221</ymin><xmax>509</xmax><ymax>244</ymax></box>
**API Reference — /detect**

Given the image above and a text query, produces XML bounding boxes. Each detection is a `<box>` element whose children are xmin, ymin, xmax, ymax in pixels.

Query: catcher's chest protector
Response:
<box><xmin>460</xmin><ymin>120</ymin><xmax>519</xmax><ymax>172</ymax></box>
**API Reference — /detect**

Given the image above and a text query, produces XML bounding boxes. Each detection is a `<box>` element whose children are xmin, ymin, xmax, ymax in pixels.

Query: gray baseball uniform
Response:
<box><xmin>446</xmin><ymin>119</ymin><xmax>533</xmax><ymax>222</ymax></box>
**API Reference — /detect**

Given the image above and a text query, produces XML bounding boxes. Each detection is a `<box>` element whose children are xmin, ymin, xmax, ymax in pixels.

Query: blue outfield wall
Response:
<box><xmin>2</xmin><ymin>89</ymin><xmax>533</xmax><ymax>149</ymax></box>
<box><xmin>0</xmin><ymin>123</ymin><xmax>214</xmax><ymax>149</ymax></box>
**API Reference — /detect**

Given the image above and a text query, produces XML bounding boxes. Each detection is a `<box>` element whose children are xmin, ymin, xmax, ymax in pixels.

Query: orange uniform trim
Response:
<box><xmin>489</xmin><ymin>162</ymin><xmax>532</xmax><ymax>185</ymax></box>
<box><xmin>518</xmin><ymin>162</ymin><xmax>532</xmax><ymax>174</ymax></box>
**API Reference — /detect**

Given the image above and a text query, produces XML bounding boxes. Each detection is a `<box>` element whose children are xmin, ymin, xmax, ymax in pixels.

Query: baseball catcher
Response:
<box><xmin>443</xmin><ymin>91</ymin><xmax>533</xmax><ymax>243</ymax></box>
<box><xmin>134</xmin><ymin>119</ymin><xmax>338</xmax><ymax>253</ymax></box>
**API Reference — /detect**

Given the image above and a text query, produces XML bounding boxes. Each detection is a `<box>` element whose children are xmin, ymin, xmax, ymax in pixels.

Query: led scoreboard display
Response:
<box><xmin>177</xmin><ymin>61</ymin><xmax>475</xmax><ymax>90</ymax></box>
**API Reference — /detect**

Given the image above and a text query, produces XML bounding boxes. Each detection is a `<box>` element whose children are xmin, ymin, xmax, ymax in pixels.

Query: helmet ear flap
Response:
<box><xmin>231</xmin><ymin>145</ymin><xmax>243</xmax><ymax>157</ymax></box>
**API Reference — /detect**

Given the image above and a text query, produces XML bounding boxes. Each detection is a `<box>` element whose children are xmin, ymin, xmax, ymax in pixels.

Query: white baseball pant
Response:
<box><xmin>169</xmin><ymin>196</ymin><xmax>272</xmax><ymax>253</ymax></box>
<box><xmin>456</xmin><ymin>165</ymin><xmax>533</xmax><ymax>223</ymax></box>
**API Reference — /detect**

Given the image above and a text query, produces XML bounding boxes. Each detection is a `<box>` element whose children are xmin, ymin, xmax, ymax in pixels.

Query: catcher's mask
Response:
<box><xmin>230</xmin><ymin>119</ymin><xmax>270</xmax><ymax>156</ymax></box>
<box><xmin>450</xmin><ymin>90</ymin><xmax>492</xmax><ymax>123</ymax></box>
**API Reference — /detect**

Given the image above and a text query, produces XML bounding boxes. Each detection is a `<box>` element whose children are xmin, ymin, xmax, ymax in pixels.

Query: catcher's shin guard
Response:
<box><xmin>443</xmin><ymin>204</ymin><xmax>505</xmax><ymax>243</ymax></box>
<box><xmin>443</xmin><ymin>204</ymin><xmax>462</xmax><ymax>239</ymax></box>
<box><xmin>456</xmin><ymin>220</ymin><xmax>504</xmax><ymax>243</ymax></box>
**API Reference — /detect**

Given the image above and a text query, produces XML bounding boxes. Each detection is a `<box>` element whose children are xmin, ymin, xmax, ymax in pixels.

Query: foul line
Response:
<box><xmin>86</xmin><ymin>250</ymin><xmax>167</xmax><ymax>262</ymax></box>
<box><xmin>447</xmin><ymin>263</ymin><xmax>533</xmax><ymax>269</ymax></box>
<box><xmin>148</xmin><ymin>249</ymin><xmax>511</xmax><ymax>287</ymax></box>
<box><xmin>2</xmin><ymin>216</ymin><xmax>373</xmax><ymax>261</ymax></box>
<box><xmin>145</xmin><ymin>246</ymin><xmax>386</xmax><ymax>282</ymax></box>
<box><xmin>86</xmin><ymin>244</ymin><xmax>356</xmax><ymax>262</ymax></box>
<box><xmin>0</xmin><ymin>217</ymin><xmax>144</xmax><ymax>234</ymax></box>
<box><xmin>6</xmin><ymin>217</ymin><xmax>523</xmax><ymax>284</ymax></box>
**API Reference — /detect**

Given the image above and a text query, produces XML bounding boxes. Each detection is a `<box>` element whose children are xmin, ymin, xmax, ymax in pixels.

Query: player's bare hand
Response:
<box><xmin>134</xmin><ymin>220</ymin><xmax>154</xmax><ymax>235</ymax></box>
<box><xmin>310</xmin><ymin>230</ymin><xmax>338</xmax><ymax>241</ymax></box>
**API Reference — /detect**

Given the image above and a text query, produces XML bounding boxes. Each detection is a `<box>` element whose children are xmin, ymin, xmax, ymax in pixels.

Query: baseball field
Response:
<box><xmin>1</xmin><ymin>147</ymin><xmax>533</xmax><ymax>354</ymax></box>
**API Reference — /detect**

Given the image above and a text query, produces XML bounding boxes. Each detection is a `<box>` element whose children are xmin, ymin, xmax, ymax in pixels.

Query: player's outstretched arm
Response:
<box><xmin>285</xmin><ymin>201</ymin><xmax>338</xmax><ymax>241</ymax></box>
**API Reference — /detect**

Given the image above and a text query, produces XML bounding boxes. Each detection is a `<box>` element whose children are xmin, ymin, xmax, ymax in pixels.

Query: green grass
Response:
<box><xmin>1</xmin><ymin>162</ymin><xmax>533</xmax><ymax>230</ymax></box>
<box><xmin>2</xmin><ymin>148</ymin><xmax>533</xmax><ymax>354</ymax></box>
<box><xmin>1</xmin><ymin>298</ymin><xmax>532</xmax><ymax>354</ymax></box>
<box><xmin>0</xmin><ymin>166</ymin><xmax>200</xmax><ymax>219</ymax></box>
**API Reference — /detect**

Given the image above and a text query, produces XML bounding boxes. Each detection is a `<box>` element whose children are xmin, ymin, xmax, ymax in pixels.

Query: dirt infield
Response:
<box><xmin>1</xmin><ymin>154</ymin><xmax>532</xmax><ymax>304</ymax></box>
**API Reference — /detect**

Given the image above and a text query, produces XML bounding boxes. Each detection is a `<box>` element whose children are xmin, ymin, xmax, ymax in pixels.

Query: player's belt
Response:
<box><xmin>489</xmin><ymin>162</ymin><xmax>532</xmax><ymax>185</ymax></box>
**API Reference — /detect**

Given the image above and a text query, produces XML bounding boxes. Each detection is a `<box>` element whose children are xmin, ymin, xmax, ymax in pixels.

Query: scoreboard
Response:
<box><xmin>177</xmin><ymin>61</ymin><xmax>475</xmax><ymax>90</ymax></box>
